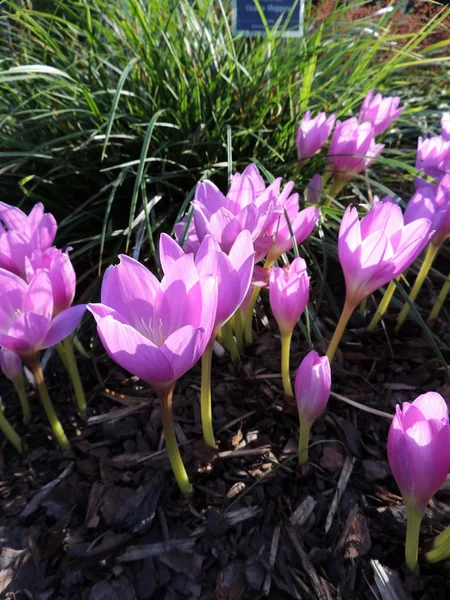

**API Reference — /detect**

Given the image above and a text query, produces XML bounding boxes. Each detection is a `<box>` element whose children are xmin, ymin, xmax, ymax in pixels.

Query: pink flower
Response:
<box><xmin>159</xmin><ymin>230</ymin><xmax>254</xmax><ymax>333</ymax></box>
<box><xmin>387</xmin><ymin>392</ymin><xmax>450</xmax><ymax>513</ymax></box>
<box><xmin>295</xmin><ymin>351</ymin><xmax>331</xmax><ymax>425</ymax></box>
<box><xmin>441</xmin><ymin>112</ymin><xmax>450</xmax><ymax>142</ymax></box>
<box><xmin>25</xmin><ymin>247</ymin><xmax>76</xmax><ymax>315</ymax></box>
<box><xmin>0</xmin><ymin>202</ymin><xmax>57</xmax><ymax>278</ymax></box>
<box><xmin>269</xmin><ymin>258</ymin><xmax>310</xmax><ymax>336</ymax></box>
<box><xmin>192</xmin><ymin>164</ymin><xmax>278</xmax><ymax>254</ymax></box>
<box><xmin>327</xmin><ymin>118</ymin><xmax>383</xmax><ymax>180</ymax></box>
<box><xmin>296</xmin><ymin>111</ymin><xmax>336</xmax><ymax>162</ymax></box>
<box><xmin>0</xmin><ymin>269</ymin><xmax>86</xmax><ymax>358</ymax></box>
<box><xmin>0</xmin><ymin>348</ymin><xmax>22</xmax><ymax>384</ymax></box>
<box><xmin>415</xmin><ymin>136</ymin><xmax>450</xmax><ymax>188</ymax></box>
<box><xmin>88</xmin><ymin>254</ymin><xmax>218</xmax><ymax>392</ymax></box>
<box><xmin>338</xmin><ymin>202</ymin><xmax>431</xmax><ymax>307</ymax></box>
<box><xmin>359</xmin><ymin>89</ymin><xmax>404</xmax><ymax>136</ymax></box>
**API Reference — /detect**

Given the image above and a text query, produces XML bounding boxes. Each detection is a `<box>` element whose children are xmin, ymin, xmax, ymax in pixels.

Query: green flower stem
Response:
<box><xmin>0</xmin><ymin>404</ymin><xmax>23</xmax><ymax>454</ymax></box>
<box><xmin>426</xmin><ymin>540</ymin><xmax>450</xmax><ymax>564</ymax></box>
<box><xmin>56</xmin><ymin>342</ymin><xmax>70</xmax><ymax>371</ymax></box>
<box><xmin>233</xmin><ymin>310</ymin><xmax>244</xmax><ymax>355</ymax></box>
<box><xmin>29</xmin><ymin>357</ymin><xmax>71</xmax><ymax>450</ymax></box>
<box><xmin>222</xmin><ymin>320</ymin><xmax>239</xmax><ymax>360</ymax></box>
<box><xmin>359</xmin><ymin>297</ymin><xmax>368</xmax><ymax>316</ymax></box>
<box><xmin>321</xmin><ymin>177</ymin><xmax>348</xmax><ymax>208</ymax></box>
<box><xmin>13</xmin><ymin>376</ymin><xmax>30</xmax><ymax>425</ymax></box>
<box><xmin>432</xmin><ymin>524</ymin><xmax>450</xmax><ymax>549</ymax></box>
<box><xmin>281</xmin><ymin>331</ymin><xmax>294</xmax><ymax>397</ymax></box>
<box><xmin>396</xmin><ymin>244</ymin><xmax>440</xmax><ymax>333</ymax></box>
<box><xmin>159</xmin><ymin>385</ymin><xmax>193</xmax><ymax>497</ymax></box>
<box><xmin>428</xmin><ymin>273</ymin><xmax>450</xmax><ymax>323</ymax></box>
<box><xmin>326</xmin><ymin>300</ymin><xmax>355</xmax><ymax>363</ymax></box>
<box><xmin>298</xmin><ymin>418</ymin><xmax>311</xmax><ymax>467</ymax></box>
<box><xmin>200</xmin><ymin>337</ymin><xmax>216</xmax><ymax>448</ymax></box>
<box><xmin>405</xmin><ymin>501</ymin><xmax>423</xmax><ymax>575</ymax></box>
<box><xmin>62</xmin><ymin>336</ymin><xmax>87</xmax><ymax>420</ymax></box>
<box><xmin>367</xmin><ymin>280</ymin><xmax>397</xmax><ymax>333</ymax></box>
<box><xmin>243</xmin><ymin>258</ymin><xmax>275</xmax><ymax>344</ymax></box>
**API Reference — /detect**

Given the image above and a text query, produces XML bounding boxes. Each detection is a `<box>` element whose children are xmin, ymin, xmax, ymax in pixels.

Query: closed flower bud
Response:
<box><xmin>295</xmin><ymin>351</ymin><xmax>331</xmax><ymax>425</ymax></box>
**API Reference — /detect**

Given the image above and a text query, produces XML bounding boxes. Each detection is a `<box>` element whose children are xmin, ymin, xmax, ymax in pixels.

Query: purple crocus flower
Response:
<box><xmin>159</xmin><ymin>230</ymin><xmax>254</xmax><ymax>334</ymax></box>
<box><xmin>338</xmin><ymin>201</ymin><xmax>432</xmax><ymax>308</ymax></box>
<box><xmin>0</xmin><ymin>269</ymin><xmax>86</xmax><ymax>358</ymax></box>
<box><xmin>327</xmin><ymin>118</ymin><xmax>384</xmax><ymax>186</ymax></box>
<box><xmin>359</xmin><ymin>89</ymin><xmax>404</xmax><ymax>136</ymax></box>
<box><xmin>25</xmin><ymin>247</ymin><xmax>76</xmax><ymax>315</ymax></box>
<box><xmin>0</xmin><ymin>202</ymin><xmax>57</xmax><ymax>278</ymax></box>
<box><xmin>415</xmin><ymin>136</ymin><xmax>450</xmax><ymax>188</ymax></box>
<box><xmin>296</xmin><ymin>110</ymin><xmax>336</xmax><ymax>163</ymax></box>
<box><xmin>88</xmin><ymin>254</ymin><xmax>218</xmax><ymax>393</ymax></box>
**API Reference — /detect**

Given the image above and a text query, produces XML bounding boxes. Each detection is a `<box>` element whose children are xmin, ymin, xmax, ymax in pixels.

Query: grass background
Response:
<box><xmin>0</xmin><ymin>0</ymin><xmax>449</xmax><ymax>279</ymax></box>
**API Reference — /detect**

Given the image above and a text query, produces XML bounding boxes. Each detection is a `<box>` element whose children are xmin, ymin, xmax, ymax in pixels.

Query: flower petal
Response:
<box><xmin>101</xmin><ymin>255</ymin><xmax>159</xmax><ymax>334</ymax></box>
<box><xmin>40</xmin><ymin>304</ymin><xmax>86</xmax><ymax>348</ymax></box>
<box><xmin>159</xmin><ymin>233</ymin><xmax>185</xmax><ymax>273</ymax></box>
<box><xmin>412</xmin><ymin>392</ymin><xmax>449</xmax><ymax>424</ymax></box>
<box><xmin>5</xmin><ymin>312</ymin><xmax>49</xmax><ymax>354</ymax></box>
<box><xmin>95</xmin><ymin>314</ymin><xmax>173</xmax><ymax>383</ymax></box>
<box><xmin>161</xmin><ymin>325</ymin><xmax>207</xmax><ymax>380</ymax></box>
<box><xmin>24</xmin><ymin>271</ymin><xmax>53</xmax><ymax>320</ymax></box>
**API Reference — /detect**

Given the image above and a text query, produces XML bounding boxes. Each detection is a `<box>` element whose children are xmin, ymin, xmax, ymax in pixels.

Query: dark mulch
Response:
<box><xmin>1</xmin><ymin>276</ymin><xmax>450</xmax><ymax>600</ymax></box>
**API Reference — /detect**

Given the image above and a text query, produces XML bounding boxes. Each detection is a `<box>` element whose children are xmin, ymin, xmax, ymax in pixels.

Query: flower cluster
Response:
<box><xmin>3</xmin><ymin>90</ymin><xmax>450</xmax><ymax>578</ymax></box>
<box><xmin>0</xmin><ymin>202</ymin><xmax>86</xmax><ymax>450</ymax></box>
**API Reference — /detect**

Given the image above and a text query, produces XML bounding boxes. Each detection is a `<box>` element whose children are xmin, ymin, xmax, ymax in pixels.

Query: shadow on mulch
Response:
<box><xmin>1</xmin><ymin>291</ymin><xmax>450</xmax><ymax>599</ymax></box>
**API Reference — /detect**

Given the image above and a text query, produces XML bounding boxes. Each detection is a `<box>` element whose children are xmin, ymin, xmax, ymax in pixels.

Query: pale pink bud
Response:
<box><xmin>295</xmin><ymin>351</ymin><xmax>331</xmax><ymax>425</ymax></box>
<box><xmin>269</xmin><ymin>257</ymin><xmax>310</xmax><ymax>336</ymax></box>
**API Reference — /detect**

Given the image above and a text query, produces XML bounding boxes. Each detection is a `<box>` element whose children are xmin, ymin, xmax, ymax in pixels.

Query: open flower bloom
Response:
<box><xmin>441</xmin><ymin>112</ymin><xmax>450</xmax><ymax>141</ymax></box>
<box><xmin>296</xmin><ymin>110</ymin><xmax>336</xmax><ymax>162</ymax></box>
<box><xmin>88</xmin><ymin>254</ymin><xmax>218</xmax><ymax>391</ymax></box>
<box><xmin>25</xmin><ymin>247</ymin><xmax>76</xmax><ymax>315</ymax></box>
<box><xmin>387</xmin><ymin>392</ymin><xmax>450</xmax><ymax>514</ymax></box>
<box><xmin>0</xmin><ymin>269</ymin><xmax>86</xmax><ymax>359</ymax></box>
<box><xmin>415</xmin><ymin>136</ymin><xmax>450</xmax><ymax>188</ymax></box>
<box><xmin>295</xmin><ymin>351</ymin><xmax>331</xmax><ymax>425</ymax></box>
<box><xmin>191</xmin><ymin>165</ymin><xmax>277</xmax><ymax>254</ymax></box>
<box><xmin>327</xmin><ymin>118</ymin><xmax>384</xmax><ymax>181</ymax></box>
<box><xmin>269</xmin><ymin>258</ymin><xmax>310</xmax><ymax>337</ymax></box>
<box><xmin>338</xmin><ymin>201</ymin><xmax>432</xmax><ymax>308</ymax></box>
<box><xmin>159</xmin><ymin>230</ymin><xmax>254</xmax><ymax>334</ymax></box>
<box><xmin>0</xmin><ymin>202</ymin><xmax>57</xmax><ymax>278</ymax></box>
<box><xmin>359</xmin><ymin>89</ymin><xmax>404</xmax><ymax>137</ymax></box>
<box><xmin>0</xmin><ymin>347</ymin><xmax>22</xmax><ymax>383</ymax></box>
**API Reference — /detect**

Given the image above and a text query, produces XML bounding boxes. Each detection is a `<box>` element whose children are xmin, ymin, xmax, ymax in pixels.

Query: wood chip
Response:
<box><xmin>290</xmin><ymin>496</ymin><xmax>317</xmax><ymax>528</ymax></box>
<box><xmin>20</xmin><ymin>462</ymin><xmax>74</xmax><ymax>519</ymax></box>
<box><xmin>370</xmin><ymin>559</ymin><xmax>412</xmax><ymax>600</ymax></box>
<box><xmin>284</xmin><ymin>524</ymin><xmax>333</xmax><ymax>600</ymax></box>
<box><xmin>262</xmin><ymin>522</ymin><xmax>281</xmax><ymax>595</ymax></box>
<box><xmin>325</xmin><ymin>456</ymin><xmax>355</xmax><ymax>534</ymax></box>
<box><xmin>118</xmin><ymin>538</ymin><xmax>196</xmax><ymax>562</ymax></box>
